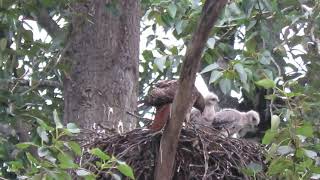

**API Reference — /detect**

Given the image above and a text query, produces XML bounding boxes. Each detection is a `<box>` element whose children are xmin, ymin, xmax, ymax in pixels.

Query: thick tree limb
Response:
<box><xmin>154</xmin><ymin>0</ymin><xmax>229</xmax><ymax>179</ymax></box>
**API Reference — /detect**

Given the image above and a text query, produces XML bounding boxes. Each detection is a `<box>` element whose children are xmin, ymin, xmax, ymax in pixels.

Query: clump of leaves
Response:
<box><xmin>2</xmin><ymin>110</ymin><xmax>135</xmax><ymax>180</ymax></box>
<box><xmin>259</xmin><ymin>79</ymin><xmax>320</xmax><ymax>179</ymax></box>
<box><xmin>5</xmin><ymin>110</ymin><xmax>91</xmax><ymax>179</ymax></box>
<box><xmin>89</xmin><ymin>148</ymin><xmax>135</xmax><ymax>180</ymax></box>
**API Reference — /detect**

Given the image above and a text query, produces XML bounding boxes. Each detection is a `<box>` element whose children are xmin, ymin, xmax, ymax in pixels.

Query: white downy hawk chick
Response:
<box><xmin>202</xmin><ymin>92</ymin><xmax>219</xmax><ymax>124</ymax></box>
<box><xmin>211</xmin><ymin>109</ymin><xmax>260</xmax><ymax>137</ymax></box>
<box><xmin>190</xmin><ymin>92</ymin><xmax>219</xmax><ymax>125</ymax></box>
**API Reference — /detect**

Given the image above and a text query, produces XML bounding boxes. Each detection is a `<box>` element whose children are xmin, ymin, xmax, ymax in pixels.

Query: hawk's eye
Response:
<box><xmin>252</xmin><ymin>117</ymin><xmax>258</xmax><ymax>124</ymax></box>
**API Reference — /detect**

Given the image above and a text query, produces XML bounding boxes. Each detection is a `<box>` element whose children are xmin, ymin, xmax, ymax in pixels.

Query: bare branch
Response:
<box><xmin>35</xmin><ymin>8</ymin><xmax>61</xmax><ymax>37</ymax></box>
<box><xmin>0</xmin><ymin>78</ymin><xmax>62</xmax><ymax>89</ymax></box>
<box><xmin>154</xmin><ymin>0</ymin><xmax>229</xmax><ymax>179</ymax></box>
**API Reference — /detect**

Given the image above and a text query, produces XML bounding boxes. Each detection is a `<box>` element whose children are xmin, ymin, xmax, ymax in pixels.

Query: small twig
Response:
<box><xmin>126</xmin><ymin>111</ymin><xmax>152</xmax><ymax>122</ymax></box>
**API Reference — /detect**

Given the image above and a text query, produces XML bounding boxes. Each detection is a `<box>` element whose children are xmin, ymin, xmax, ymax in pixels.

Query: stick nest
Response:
<box><xmin>84</xmin><ymin>123</ymin><xmax>266</xmax><ymax>179</ymax></box>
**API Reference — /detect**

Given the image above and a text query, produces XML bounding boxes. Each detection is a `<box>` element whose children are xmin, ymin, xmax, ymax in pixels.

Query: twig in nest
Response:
<box><xmin>82</xmin><ymin>121</ymin><xmax>266</xmax><ymax>179</ymax></box>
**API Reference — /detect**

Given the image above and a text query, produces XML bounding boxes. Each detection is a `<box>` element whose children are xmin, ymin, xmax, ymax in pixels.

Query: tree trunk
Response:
<box><xmin>154</xmin><ymin>1</ymin><xmax>228</xmax><ymax>179</ymax></box>
<box><xmin>63</xmin><ymin>0</ymin><xmax>140</xmax><ymax>133</ymax></box>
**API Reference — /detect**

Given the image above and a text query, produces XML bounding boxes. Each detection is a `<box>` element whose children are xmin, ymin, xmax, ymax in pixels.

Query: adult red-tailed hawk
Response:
<box><xmin>211</xmin><ymin>109</ymin><xmax>260</xmax><ymax>137</ymax></box>
<box><xmin>143</xmin><ymin>80</ymin><xmax>205</xmax><ymax>131</ymax></box>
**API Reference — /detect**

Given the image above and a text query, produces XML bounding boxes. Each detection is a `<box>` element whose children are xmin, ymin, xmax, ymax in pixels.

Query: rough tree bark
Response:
<box><xmin>63</xmin><ymin>0</ymin><xmax>140</xmax><ymax>132</ymax></box>
<box><xmin>154</xmin><ymin>0</ymin><xmax>228</xmax><ymax>179</ymax></box>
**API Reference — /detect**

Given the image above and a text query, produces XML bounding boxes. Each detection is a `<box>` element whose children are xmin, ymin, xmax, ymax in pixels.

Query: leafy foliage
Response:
<box><xmin>0</xmin><ymin>0</ymin><xmax>135</xmax><ymax>179</ymax></box>
<box><xmin>260</xmin><ymin>79</ymin><xmax>320</xmax><ymax>179</ymax></box>
<box><xmin>89</xmin><ymin>148</ymin><xmax>135</xmax><ymax>179</ymax></box>
<box><xmin>4</xmin><ymin>111</ymin><xmax>86</xmax><ymax>179</ymax></box>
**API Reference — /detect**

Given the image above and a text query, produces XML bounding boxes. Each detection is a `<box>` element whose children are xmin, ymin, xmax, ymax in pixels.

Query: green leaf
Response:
<box><xmin>76</xmin><ymin>169</ymin><xmax>92</xmax><ymax>176</ymax></box>
<box><xmin>247</xmin><ymin>162</ymin><xmax>263</xmax><ymax>173</ymax></box>
<box><xmin>175</xmin><ymin>20</ymin><xmax>187</xmax><ymax>35</ymax></box>
<box><xmin>156</xmin><ymin>40</ymin><xmax>166</xmax><ymax>52</ymax></box>
<box><xmin>146</xmin><ymin>35</ymin><xmax>155</xmax><ymax>46</ymax></box>
<box><xmin>161</xmin><ymin>13</ymin><xmax>173</xmax><ymax>26</ymax></box>
<box><xmin>45</xmin><ymin>154</ymin><xmax>57</xmax><ymax>163</ymax></box>
<box><xmin>234</xmin><ymin>63</ymin><xmax>247</xmax><ymax>83</ymax></box>
<box><xmin>89</xmin><ymin>148</ymin><xmax>110</xmax><ymax>161</ymax></box>
<box><xmin>142</xmin><ymin>50</ymin><xmax>154</xmax><ymax>61</ymax></box>
<box><xmin>206</xmin><ymin>38</ymin><xmax>216</xmax><ymax>49</ymax></box>
<box><xmin>277</xmin><ymin>146</ymin><xmax>294</xmax><ymax>155</ymax></box>
<box><xmin>296</xmin><ymin>123</ymin><xmax>313</xmax><ymax>137</ymax></box>
<box><xmin>16</xmin><ymin>142</ymin><xmax>37</xmax><ymax>149</ymax></box>
<box><xmin>66</xmin><ymin>123</ymin><xmax>80</xmax><ymax>134</ymax></box>
<box><xmin>8</xmin><ymin>161</ymin><xmax>24</xmax><ymax>172</ymax></box>
<box><xmin>68</xmin><ymin>141</ymin><xmax>82</xmax><ymax>156</ymax></box>
<box><xmin>209</xmin><ymin>71</ymin><xmax>223</xmax><ymax>84</ymax></box>
<box><xmin>303</xmin><ymin>149</ymin><xmax>317</xmax><ymax>159</ymax></box>
<box><xmin>295</xmin><ymin>148</ymin><xmax>305</xmax><ymax>158</ymax></box>
<box><xmin>203</xmin><ymin>52</ymin><xmax>213</xmax><ymax>64</ymax></box>
<box><xmin>255</xmin><ymin>79</ymin><xmax>275</xmax><ymax>89</ymax></box>
<box><xmin>241</xmin><ymin>167</ymin><xmax>254</xmax><ymax>176</ymax></box>
<box><xmin>40</xmin><ymin>160</ymin><xmax>55</xmax><ymax>168</ymax></box>
<box><xmin>267</xmin><ymin>157</ymin><xmax>293</xmax><ymax>175</ymax></box>
<box><xmin>246</xmin><ymin>20</ymin><xmax>256</xmax><ymax>31</ymax></box>
<box><xmin>38</xmin><ymin>147</ymin><xmax>50</xmax><ymax>157</ymax></box>
<box><xmin>169</xmin><ymin>46</ymin><xmax>178</xmax><ymax>55</ymax></box>
<box><xmin>271</xmin><ymin>115</ymin><xmax>280</xmax><ymax>130</ymax></box>
<box><xmin>57</xmin><ymin>153</ymin><xmax>78</xmax><ymax>169</ymax></box>
<box><xmin>41</xmin><ymin>0</ymin><xmax>55</xmax><ymax>7</ymax></box>
<box><xmin>259</xmin><ymin>50</ymin><xmax>272</xmax><ymax>65</ymax></box>
<box><xmin>22</xmin><ymin>29</ymin><xmax>33</xmax><ymax>42</ymax></box>
<box><xmin>201</xmin><ymin>63</ymin><xmax>219</xmax><ymax>74</ymax></box>
<box><xmin>26</xmin><ymin>152</ymin><xmax>39</xmax><ymax>164</ymax></box>
<box><xmin>37</xmin><ymin>127</ymin><xmax>49</xmax><ymax>143</ymax></box>
<box><xmin>50</xmin><ymin>170</ymin><xmax>72</xmax><ymax>180</ymax></box>
<box><xmin>0</xmin><ymin>38</ymin><xmax>7</xmax><ymax>51</ymax></box>
<box><xmin>311</xmin><ymin>167</ymin><xmax>320</xmax><ymax>174</ymax></box>
<box><xmin>36</xmin><ymin>120</ymin><xmax>52</xmax><ymax>131</ymax></box>
<box><xmin>219</xmin><ymin>78</ymin><xmax>232</xmax><ymax>95</ymax></box>
<box><xmin>263</xmin><ymin>69</ymin><xmax>274</xmax><ymax>80</ymax></box>
<box><xmin>154</xmin><ymin>56</ymin><xmax>167</xmax><ymax>72</ymax></box>
<box><xmin>84</xmin><ymin>175</ymin><xmax>97</xmax><ymax>180</ymax></box>
<box><xmin>167</xmin><ymin>3</ymin><xmax>177</xmax><ymax>18</ymax></box>
<box><xmin>117</xmin><ymin>161</ymin><xmax>135</xmax><ymax>179</ymax></box>
<box><xmin>22</xmin><ymin>114</ymin><xmax>54</xmax><ymax>131</ymax></box>
<box><xmin>53</xmin><ymin>109</ymin><xmax>63</xmax><ymax>129</ymax></box>
<box><xmin>262</xmin><ymin>129</ymin><xmax>276</xmax><ymax>144</ymax></box>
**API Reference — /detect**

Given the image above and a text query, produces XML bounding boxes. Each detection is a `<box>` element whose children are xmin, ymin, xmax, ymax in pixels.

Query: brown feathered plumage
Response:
<box><xmin>143</xmin><ymin>79</ymin><xmax>205</xmax><ymax>131</ymax></box>
<box><xmin>143</xmin><ymin>80</ymin><xmax>205</xmax><ymax>112</ymax></box>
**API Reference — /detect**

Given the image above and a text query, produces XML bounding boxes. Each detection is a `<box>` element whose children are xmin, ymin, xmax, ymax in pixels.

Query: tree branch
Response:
<box><xmin>0</xmin><ymin>79</ymin><xmax>62</xmax><ymax>89</ymax></box>
<box><xmin>154</xmin><ymin>0</ymin><xmax>229</xmax><ymax>179</ymax></box>
<box><xmin>35</xmin><ymin>8</ymin><xmax>61</xmax><ymax>37</ymax></box>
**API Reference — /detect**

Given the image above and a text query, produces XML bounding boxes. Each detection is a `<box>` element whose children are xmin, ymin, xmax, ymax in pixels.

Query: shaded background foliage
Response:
<box><xmin>0</xmin><ymin>0</ymin><xmax>319</xmax><ymax>179</ymax></box>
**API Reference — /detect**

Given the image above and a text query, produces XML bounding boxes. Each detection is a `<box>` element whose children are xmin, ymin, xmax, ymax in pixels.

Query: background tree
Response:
<box><xmin>62</xmin><ymin>1</ymin><xmax>140</xmax><ymax>133</ymax></box>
